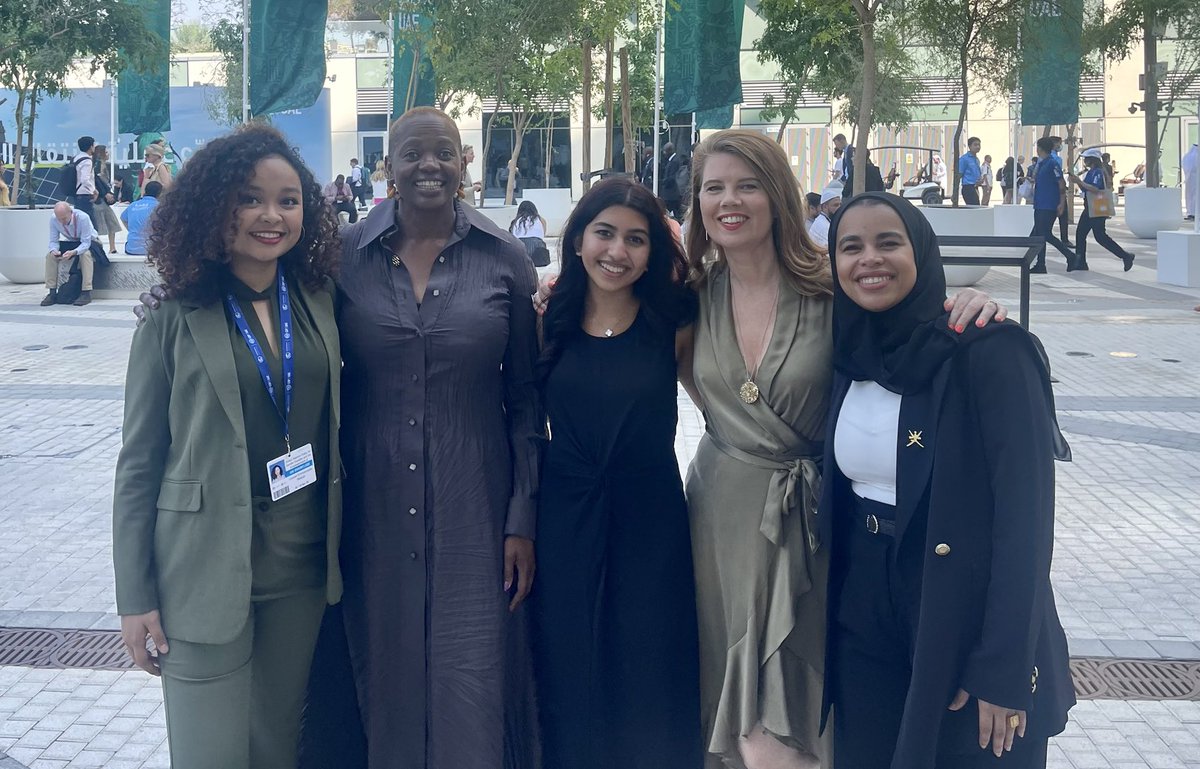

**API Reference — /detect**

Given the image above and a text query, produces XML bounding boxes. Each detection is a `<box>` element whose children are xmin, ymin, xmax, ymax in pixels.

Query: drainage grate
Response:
<box><xmin>0</xmin><ymin>627</ymin><xmax>134</xmax><ymax>671</ymax></box>
<box><xmin>1070</xmin><ymin>657</ymin><xmax>1200</xmax><ymax>701</ymax></box>
<box><xmin>0</xmin><ymin>628</ymin><xmax>1197</xmax><ymax>700</ymax></box>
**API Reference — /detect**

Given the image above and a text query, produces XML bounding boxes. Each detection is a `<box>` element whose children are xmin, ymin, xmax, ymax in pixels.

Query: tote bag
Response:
<box><xmin>1087</xmin><ymin>189</ymin><xmax>1115</xmax><ymax>219</ymax></box>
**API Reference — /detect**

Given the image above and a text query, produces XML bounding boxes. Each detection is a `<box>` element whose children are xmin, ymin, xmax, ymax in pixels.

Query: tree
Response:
<box><xmin>846</xmin><ymin>0</ymin><xmax>891</xmax><ymax>196</ymax></box>
<box><xmin>172</xmin><ymin>21</ymin><xmax>214</xmax><ymax>53</ymax></box>
<box><xmin>0</xmin><ymin>0</ymin><xmax>163</xmax><ymax>206</ymax></box>
<box><xmin>205</xmin><ymin>18</ymin><xmax>247</xmax><ymax>126</ymax></box>
<box><xmin>908</xmin><ymin>0</ymin><xmax>1025</xmax><ymax>205</ymax></box>
<box><xmin>1086</xmin><ymin>0</ymin><xmax>1200</xmax><ymax>187</ymax></box>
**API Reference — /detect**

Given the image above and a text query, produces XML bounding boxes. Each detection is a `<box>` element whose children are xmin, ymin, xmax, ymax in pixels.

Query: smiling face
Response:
<box><xmin>225</xmin><ymin>155</ymin><xmax>305</xmax><ymax>274</ymax></box>
<box><xmin>834</xmin><ymin>202</ymin><xmax>919</xmax><ymax>313</ymax></box>
<box><xmin>389</xmin><ymin>113</ymin><xmax>462</xmax><ymax>211</ymax></box>
<box><xmin>576</xmin><ymin>205</ymin><xmax>651</xmax><ymax>297</ymax></box>
<box><xmin>698</xmin><ymin>152</ymin><xmax>774</xmax><ymax>257</ymax></box>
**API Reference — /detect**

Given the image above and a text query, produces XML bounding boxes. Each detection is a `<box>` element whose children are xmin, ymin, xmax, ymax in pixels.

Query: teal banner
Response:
<box><xmin>392</xmin><ymin>12</ymin><xmax>436</xmax><ymax>119</ymax></box>
<box><xmin>250</xmin><ymin>0</ymin><xmax>328</xmax><ymax>115</ymax></box>
<box><xmin>664</xmin><ymin>0</ymin><xmax>744</xmax><ymax>116</ymax></box>
<box><xmin>118</xmin><ymin>0</ymin><xmax>171</xmax><ymax>134</ymax></box>
<box><xmin>1020</xmin><ymin>0</ymin><xmax>1083</xmax><ymax>125</ymax></box>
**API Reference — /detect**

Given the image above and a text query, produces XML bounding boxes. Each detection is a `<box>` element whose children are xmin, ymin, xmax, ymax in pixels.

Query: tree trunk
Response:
<box><xmin>603</xmin><ymin>37</ymin><xmax>615</xmax><ymax>170</ymax></box>
<box><xmin>581</xmin><ymin>39</ymin><xmax>593</xmax><ymax>192</ymax></box>
<box><xmin>1143</xmin><ymin>15</ymin><xmax>1160</xmax><ymax>188</ymax></box>
<box><xmin>505</xmin><ymin>110</ymin><xmax>528</xmax><ymax>206</ymax></box>
<box><xmin>479</xmin><ymin>80</ymin><xmax>503</xmax><ymax>208</ymax></box>
<box><xmin>545</xmin><ymin>110</ymin><xmax>554</xmax><ymax>187</ymax></box>
<box><xmin>951</xmin><ymin>47</ymin><xmax>969</xmax><ymax>207</ymax></box>
<box><xmin>620</xmin><ymin>47</ymin><xmax>636</xmax><ymax>175</ymax></box>
<box><xmin>1064</xmin><ymin>122</ymin><xmax>1077</xmax><ymax>219</ymax></box>
<box><xmin>853</xmin><ymin>14</ymin><xmax>877</xmax><ymax>197</ymax></box>
<box><xmin>12</xmin><ymin>88</ymin><xmax>26</xmax><ymax>203</ymax></box>
<box><xmin>23</xmin><ymin>91</ymin><xmax>39</xmax><ymax>209</ymax></box>
<box><xmin>775</xmin><ymin>108</ymin><xmax>794</xmax><ymax>144</ymax></box>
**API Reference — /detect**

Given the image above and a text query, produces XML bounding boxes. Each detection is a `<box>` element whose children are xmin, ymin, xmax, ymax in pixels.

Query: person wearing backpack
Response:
<box><xmin>67</xmin><ymin>136</ymin><xmax>98</xmax><ymax>222</ymax></box>
<box><xmin>41</xmin><ymin>201</ymin><xmax>98</xmax><ymax>307</ymax></box>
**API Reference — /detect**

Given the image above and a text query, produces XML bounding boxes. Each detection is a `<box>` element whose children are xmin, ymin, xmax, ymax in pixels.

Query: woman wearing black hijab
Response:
<box><xmin>818</xmin><ymin>193</ymin><xmax>1074</xmax><ymax>769</ymax></box>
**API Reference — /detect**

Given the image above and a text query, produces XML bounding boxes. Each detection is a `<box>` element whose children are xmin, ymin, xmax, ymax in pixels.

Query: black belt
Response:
<box><xmin>853</xmin><ymin>494</ymin><xmax>897</xmax><ymax>537</ymax></box>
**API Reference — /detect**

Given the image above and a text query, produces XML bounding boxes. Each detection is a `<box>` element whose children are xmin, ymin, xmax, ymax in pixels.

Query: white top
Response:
<box><xmin>834</xmin><ymin>380</ymin><xmax>901</xmax><ymax>505</ymax></box>
<box><xmin>510</xmin><ymin>217</ymin><xmax>545</xmax><ymax>239</ymax></box>
<box><xmin>980</xmin><ymin>161</ymin><xmax>993</xmax><ymax>187</ymax></box>
<box><xmin>74</xmin><ymin>152</ymin><xmax>95</xmax><ymax>196</ymax></box>
<box><xmin>808</xmin><ymin>212</ymin><xmax>830</xmax><ymax>248</ymax></box>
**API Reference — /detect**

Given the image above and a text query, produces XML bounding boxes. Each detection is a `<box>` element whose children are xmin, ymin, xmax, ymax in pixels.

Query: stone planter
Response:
<box><xmin>1156</xmin><ymin>231</ymin><xmax>1200</xmax><ymax>287</ymax></box>
<box><xmin>520</xmin><ymin>188</ymin><xmax>573</xmax><ymax>237</ymax></box>
<box><xmin>919</xmin><ymin>205</ymin><xmax>996</xmax><ymax>286</ymax></box>
<box><xmin>993</xmin><ymin>204</ymin><xmax>1034</xmax><ymax>237</ymax></box>
<box><xmin>1124</xmin><ymin>185</ymin><xmax>1181</xmax><ymax>239</ymax></box>
<box><xmin>0</xmin><ymin>206</ymin><xmax>56</xmax><ymax>284</ymax></box>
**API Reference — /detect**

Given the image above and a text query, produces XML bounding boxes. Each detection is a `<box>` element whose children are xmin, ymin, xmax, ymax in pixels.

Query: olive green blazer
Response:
<box><xmin>112</xmin><ymin>277</ymin><xmax>342</xmax><ymax>645</ymax></box>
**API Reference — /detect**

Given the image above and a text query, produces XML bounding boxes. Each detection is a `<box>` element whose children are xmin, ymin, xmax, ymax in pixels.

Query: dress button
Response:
<box><xmin>432</xmin><ymin>289</ymin><xmax>440</xmax><ymax>297</ymax></box>
<box><xmin>258</xmin><ymin>501</ymin><xmax>270</xmax><ymax>512</ymax></box>
<box><xmin>411</xmin><ymin>374</ymin><xmax>419</xmax><ymax>382</ymax></box>
<box><xmin>409</xmin><ymin>507</ymin><xmax>417</xmax><ymax>515</ymax></box>
<box><xmin>438</xmin><ymin>256</ymin><xmax>445</xmax><ymax>263</ymax></box>
<box><xmin>934</xmin><ymin>543</ymin><xmax>951</xmax><ymax>556</ymax></box>
<box><xmin>409</xmin><ymin>552</ymin><xmax>418</xmax><ymax>560</ymax></box>
<box><xmin>408</xmin><ymin>463</ymin><xmax>417</xmax><ymax>471</ymax></box>
<box><xmin>408</xmin><ymin>418</ymin><xmax>416</xmax><ymax>426</ymax></box>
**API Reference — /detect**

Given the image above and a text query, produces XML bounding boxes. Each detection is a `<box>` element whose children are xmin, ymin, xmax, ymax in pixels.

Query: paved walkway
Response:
<box><xmin>1</xmin><ymin>213</ymin><xmax>1199</xmax><ymax>768</ymax></box>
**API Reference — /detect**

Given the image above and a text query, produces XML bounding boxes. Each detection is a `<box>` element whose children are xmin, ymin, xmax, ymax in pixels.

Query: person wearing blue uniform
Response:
<box><xmin>120</xmin><ymin>181</ymin><xmax>162</xmax><ymax>256</ymax></box>
<box><xmin>1028</xmin><ymin>138</ymin><xmax>1076</xmax><ymax>273</ymax></box>
<box><xmin>1067</xmin><ymin>148</ymin><xmax>1134</xmax><ymax>272</ymax></box>
<box><xmin>958</xmin><ymin>137</ymin><xmax>982</xmax><ymax>206</ymax></box>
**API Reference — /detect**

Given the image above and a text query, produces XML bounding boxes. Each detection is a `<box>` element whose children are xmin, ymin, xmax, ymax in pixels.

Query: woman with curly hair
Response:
<box><xmin>112</xmin><ymin>122</ymin><xmax>343</xmax><ymax>769</ymax></box>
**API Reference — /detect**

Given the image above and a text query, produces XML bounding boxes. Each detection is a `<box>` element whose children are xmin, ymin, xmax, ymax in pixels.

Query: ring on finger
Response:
<box><xmin>1007</xmin><ymin>714</ymin><xmax>1020</xmax><ymax>729</ymax></box>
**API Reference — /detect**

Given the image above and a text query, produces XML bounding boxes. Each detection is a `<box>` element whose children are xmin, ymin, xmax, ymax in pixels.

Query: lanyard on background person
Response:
<box><xmin>225</xmin><ymin>273</ymin><xmax>294</xmax><ymax>453</ymax></box>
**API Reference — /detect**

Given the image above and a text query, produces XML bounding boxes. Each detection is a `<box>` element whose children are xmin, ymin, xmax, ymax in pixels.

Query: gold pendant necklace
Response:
<box><xmin>731</xmin><ymin>277</ymin><xmax>779</xmax><ymax>405</ymax></box>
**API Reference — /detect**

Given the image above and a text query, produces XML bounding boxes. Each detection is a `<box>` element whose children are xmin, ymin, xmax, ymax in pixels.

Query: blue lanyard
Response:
<box><xmin>225</xmin><ymin>274</ymin><xmax>294</xmax><ymax>452</ymax></box>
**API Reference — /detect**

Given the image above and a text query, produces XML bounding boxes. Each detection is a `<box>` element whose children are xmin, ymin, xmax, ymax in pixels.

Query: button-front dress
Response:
<box><xmin>686</xmin><ymin>264</ymin><xmax>834</xmax><ymax>767</ymax></box>
<box><xmin>323</xmin><ymin>200</ymin><xmax>542</xmax><ymax>769</ymax></box>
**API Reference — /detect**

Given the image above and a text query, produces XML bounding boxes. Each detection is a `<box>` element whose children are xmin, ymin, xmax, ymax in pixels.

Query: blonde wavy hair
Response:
<box><xmin>684</xmin><ymin>130</ymin><xmax>832</xmax><ymax>297</ymax></box>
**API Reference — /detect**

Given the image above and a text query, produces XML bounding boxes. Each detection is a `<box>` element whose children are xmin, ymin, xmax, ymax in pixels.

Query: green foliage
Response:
<box><xmin>171</xmin><ymin>21</ymin><xmax>214</xmax><ymax>53</ymax></box>
<box><xmin>0</xmin><ymin>0</ymin><xmax>163</xmax><ymax>205</ymax></box>
<box><xmin>756</xmin><ymin>0</ymin><xmax>920</xmax><ymax>130</ymax></box>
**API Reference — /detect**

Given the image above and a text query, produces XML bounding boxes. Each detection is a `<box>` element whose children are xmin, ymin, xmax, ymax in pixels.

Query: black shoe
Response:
<box><xmin>73</xmin><ymin>290</ymin><xmax>92</xmax><ymax>307</ymax></box>
<box><xmin>1186</xmin><ymin>215</ymin><xmax>1195</xmax><ymax>221</ymax></box>
<box><xmin>40</xmin><ymin>291</ymin><xmax>57</xmax><ymax>306</ymax></box>
<box><xmin>1122</xmin><ymin>254</ymin><xmax>1135</xmax><ymax>272</ymax></box>
<box><xmin>1030</xmin><ymin>263</ymin><xmax>1047</xmax><ymax>274</ymax></box>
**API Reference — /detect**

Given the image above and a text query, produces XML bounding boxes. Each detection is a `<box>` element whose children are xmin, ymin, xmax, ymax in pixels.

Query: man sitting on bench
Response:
<box><xmin>41</xmin><ymin>201</ymin><xmax>97</xmax><ymax>307</ymax></box>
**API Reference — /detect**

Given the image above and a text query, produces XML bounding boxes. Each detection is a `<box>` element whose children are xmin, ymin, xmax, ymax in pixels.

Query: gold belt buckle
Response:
<box><xmin>866</xmin><ymin>514</ymin><xmax>880</xmax><ymax>534</ymax></box>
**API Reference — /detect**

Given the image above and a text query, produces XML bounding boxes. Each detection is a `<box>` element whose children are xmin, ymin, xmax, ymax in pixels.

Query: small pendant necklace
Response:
<box><xmin>731</xmin><ymin>279</ymin><xmax>779</xmax><ymax>405</ymax></box>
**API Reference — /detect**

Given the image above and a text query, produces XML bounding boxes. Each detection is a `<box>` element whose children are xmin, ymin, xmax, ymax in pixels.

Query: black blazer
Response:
<box><xmin>820</xmin><ymin>327</ymin><xmax>1074</xmax><ymax>768</ymax></box>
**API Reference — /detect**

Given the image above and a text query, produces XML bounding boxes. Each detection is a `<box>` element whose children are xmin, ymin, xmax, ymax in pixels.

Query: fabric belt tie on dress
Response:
<box><xmin>705</xmin><ymin>432</ymin><xmax>822</xmax><ymax>553</ymax></box>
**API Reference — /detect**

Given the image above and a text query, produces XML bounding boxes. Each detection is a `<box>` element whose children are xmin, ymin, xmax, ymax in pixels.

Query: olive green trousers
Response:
<box><xmin>157</xmin><ymin>589</ymin><xmax>327</xmax><ymax>769</ymax></box>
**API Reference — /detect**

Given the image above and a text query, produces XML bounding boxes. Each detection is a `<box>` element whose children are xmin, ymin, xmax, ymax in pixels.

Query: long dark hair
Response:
<box><xmin>538</xmin><ymin>177</ymin><xmax>696</xmax><ymax>380</ymax></box>
<box><xmin>510</xmin><ymin>200</ymin><xmax>540</xmax><ymax>232</ymax></box>
<box><xmin>147</xmin><ymin>123</ymin><xmax>339</xmax><ymax>304</ymax></box>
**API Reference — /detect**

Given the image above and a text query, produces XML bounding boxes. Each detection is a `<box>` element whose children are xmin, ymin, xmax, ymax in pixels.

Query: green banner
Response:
<box><xmin>118</xmin><ymin>0</ymin><xmax>171</xmax><ymax>134</ymax></box>
<box><xmin>392</xmin><ymin>12</ymin><xmax>436</xmax><ymax>120</ymax></box>
<box><xmin>1020</xmin><ymin>0</ymin><xmax>1083</xmax><ymax>126</ymax></box>
<box><xmin>664</xmin><ymin>0</ymin><xmax>744</xmax><ymax>116</ymax></box>
<box><xmin>250</xmin><ymin>0</ymin><xmax>328</xmax><ymax>116</ymax></box>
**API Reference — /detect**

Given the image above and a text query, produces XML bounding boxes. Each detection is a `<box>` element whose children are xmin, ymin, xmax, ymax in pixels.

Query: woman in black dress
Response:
<box><xmin>820</xmin><ymin>192</ymin><xmax>1074</xmax><ymax>769</ymax></box>
<box><xmin>532</xmin><ymin>177</ymin><xmax>702</xmax><ymax>769</ymax></box>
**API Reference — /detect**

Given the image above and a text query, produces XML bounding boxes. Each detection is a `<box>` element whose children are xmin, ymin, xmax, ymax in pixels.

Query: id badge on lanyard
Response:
<box><xmin>225</xmin><ymin>274</ymin><xmax>317</xmax><ymax>501</ymax></box>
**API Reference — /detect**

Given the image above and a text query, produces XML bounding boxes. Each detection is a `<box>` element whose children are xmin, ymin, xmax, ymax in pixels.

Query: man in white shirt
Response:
<box><xmin>807</xmin><ymin>185</ymin><xmax>842</xmax><ymax>248</ymax></box>
<box><xmin>41</xmin><ymin>201</ymin><xmax>97</xmax><ymax>306</ymax></box>
<box><xmin>980</xmin><ymin>154</ymin><xmax>994</xmax><ymax>206</ymax></box>
<box><xmin>1183</xmin><ymin>143</ymin><xmax>1198</xmax><ymax>221</ymax></box>
<box><xmin>72</xmin><ymin>135</ymin><xmax>98</xmax><ymax>223</ymax></box>
<box><xmin>349</xmin><ymin>158</ymin><xmax>368</xmax><ymax>209</ymax></box>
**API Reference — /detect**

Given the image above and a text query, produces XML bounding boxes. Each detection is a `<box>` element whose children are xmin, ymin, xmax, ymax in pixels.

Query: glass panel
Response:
<box><xmin>482</xmin><ymin>112</ymin><xmax>573</xmax><ymax>197</ymax></box>
<box><xmin>169</xmin><ymin>61</ymin><xmax>189</xmax><ymax>88</ymax></box>
<box><xmin>356</xmin><ymin>58</ymin><xmax>390</xmax><ymax>89</ymax></box>
<box><xmin>361</xmin><ymin>135</ymin><xmax>385</xmax><ymax>181</ymax></box>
